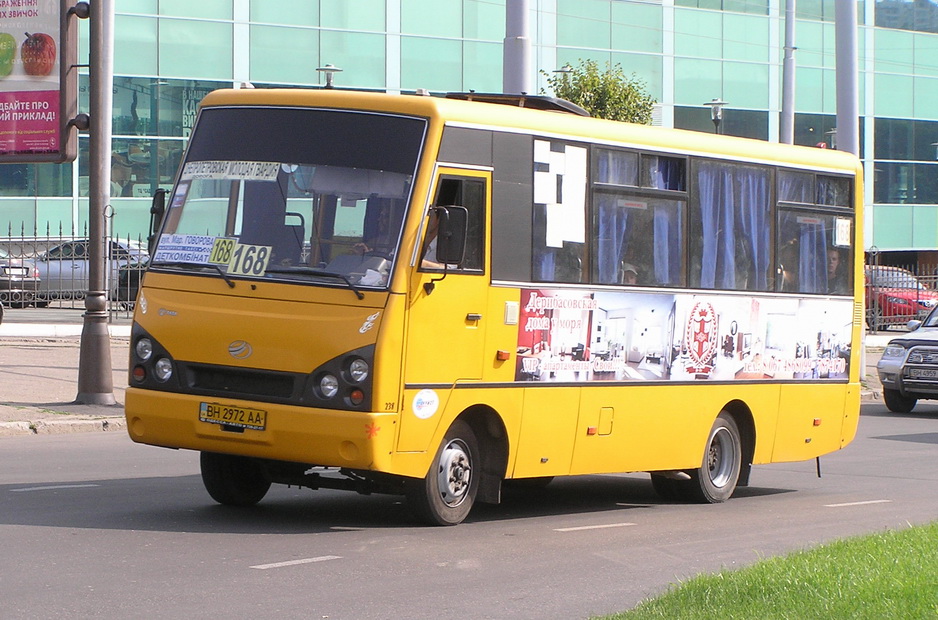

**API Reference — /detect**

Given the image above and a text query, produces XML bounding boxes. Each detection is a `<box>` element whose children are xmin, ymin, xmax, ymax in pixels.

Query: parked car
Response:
<box><xmin>35</xmin><ymin>239</ymin><xmax>148</xmax><ymax>302</ymax></box>
<box><xmin>865</xmin><ymin>266</ymin><xmax>938</xmax><ymax>330</ymax></box>
<box><xmin>0</xmin><ymin>247</ymin><xmax>41</xmax><ymax>308</ymax></box>
<box><xmin>876</xmin><ymin>307</ymin><xmax>938</xmax><ymax>413</ymax></box>
<box><xmin>116</xmin><ymin>257</ymin><xmax>148</xmax><ymax>309</ymax></box>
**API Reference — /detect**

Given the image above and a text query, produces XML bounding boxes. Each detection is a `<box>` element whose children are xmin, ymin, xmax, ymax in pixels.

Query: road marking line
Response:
<box><xmin>824</xmin><ymin>499</ymin><xmax>892</xmax><ymax>508</ymax></box>
<box><xmin>11</xmin><ymin>484</ymin><xmax>100</xmax><ymax>492</ymax></box>
<box><xmin>554</xmin><ymin>522</ymin><xmax>637</xmax><ymax>532</ymax></box>
<box><xmin>250</xmin><ymin>555</ymin><xmax>342</xmax><ymax>570</ymax></box>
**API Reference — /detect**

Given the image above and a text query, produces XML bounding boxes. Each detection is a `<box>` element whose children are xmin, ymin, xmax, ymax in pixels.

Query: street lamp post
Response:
<box><xmin>703</xmin><ymin>98</ymin><xmax>727</xmax><ymax>134</ymax></box>
<box><xmin>76</xmin><ymin>0</ymin><xmax>116</xmax><ymax>405</ymax></box>
<box><xmin>316</xmin><ymin>64</ymin><xmax>342</xmax><ymax>89</ymax></box>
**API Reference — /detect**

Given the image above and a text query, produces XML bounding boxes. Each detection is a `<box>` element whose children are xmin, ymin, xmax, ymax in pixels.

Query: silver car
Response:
<box><xmin>35</xmin><ymin>239</ymin><xmax>148</xmax><ymax>301</ymax></box>
<box><xmin>876</xmin><ymin>311</ymin><xmax>938</xmax><ymax>412</ymax></box>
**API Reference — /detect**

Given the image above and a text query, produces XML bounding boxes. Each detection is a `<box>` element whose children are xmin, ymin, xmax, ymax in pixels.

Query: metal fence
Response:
<box><xmin>0</xmin><ymin>222</ymin><xmax>147</xmax><ymax>319</ymax></box>
<box><xmin>865</xmin><ymin>258</ymin><xmax>938</xmax><ymax>333</ymax></box>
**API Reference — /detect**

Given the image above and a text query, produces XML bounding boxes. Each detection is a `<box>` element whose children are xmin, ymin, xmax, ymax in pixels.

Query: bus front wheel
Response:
<box><xmin>687</xmin><ymin>412</ymin><xmax>742</xmax><ymax>503</ymax></box>
<box><xmin>406</xmin><ymin>420</ymin><xmax>480</xmax><ymax>526</ymax></box>
<box><xmin>200</xmin><ymin>452</ymin><xmax>271</xmax><ymax>506</ymax></box>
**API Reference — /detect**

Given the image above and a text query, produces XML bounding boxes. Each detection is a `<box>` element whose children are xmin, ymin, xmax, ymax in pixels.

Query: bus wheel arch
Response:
<box><xmin>654</xmin><ymin>402</ymin><xmax>754</xmax><ymax>504</ymax></box>
<box><xmin>722</xmin><ymin>400</ymin><xmax>755</xmax><ymax>487</ymax></box>
<box><xmin>687</xmin><ymin>406</ymin><xmax>748</xmax><ymax>503</ymax></box>
<box><xmin>405</xmin><ymin>405</ymin><xmax>508</xmax><ymax>526</ymax></box>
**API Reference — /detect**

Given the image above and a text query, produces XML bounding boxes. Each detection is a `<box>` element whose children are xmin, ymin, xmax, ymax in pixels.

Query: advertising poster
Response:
<box><xmin>0</xmin><ymin>0</ymin><xmax>61</xmax><ymax>156</ymax></box>
<box><xmin>516</xmin><ymin>288</ymin><xmax>852</xmax><ymax>383</ymax></box>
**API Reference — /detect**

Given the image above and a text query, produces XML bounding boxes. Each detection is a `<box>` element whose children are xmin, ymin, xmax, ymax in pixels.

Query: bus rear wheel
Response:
<box><xmin>200</xmin><ymin>452</ymin><xmax>271</xmax><ymax>506</ymax></box>
<box><xmin>406</xmin><ymin>420</ymin><xmax>479</xmax><ymax>526</ymax></box>
<box><xmin>686</xmin><ymin>412</ymin><xmax>742</xmax><ymax>503</ymax></box>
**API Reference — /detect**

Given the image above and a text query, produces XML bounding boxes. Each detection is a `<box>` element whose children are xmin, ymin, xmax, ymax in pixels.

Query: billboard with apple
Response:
<box><xmin>0</xmin><ymin>0</ymin><xmax>78</xmax><ymax>163</ymax></box>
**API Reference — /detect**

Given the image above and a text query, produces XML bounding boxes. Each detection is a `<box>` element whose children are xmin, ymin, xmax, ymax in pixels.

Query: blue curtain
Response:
<box><xmin>798</xmin><ymin>219</ymin><xmax>829</xmax><ymax>293</ymax></box>
<box><xmin>596</xmin><ymin>193</ymin><xmax>629</xmax><ymax>283</ymax></box>
<box><xmin>697</xmin><ymin>162</ymin><xmax>770</xmax><ymax>290</ymax></box>
<box><xmin>738</xmin><ymin>170</ymin><xmax>770</xmax><ymax>290</ymax></box>
<box><xmin>653</xmin><ymin>204</ymin><xmax>682</xmax><ymax>285</ymax></box>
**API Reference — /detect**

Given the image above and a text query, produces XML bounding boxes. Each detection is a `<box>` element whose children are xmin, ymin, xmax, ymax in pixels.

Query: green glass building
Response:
<box><xmin>1</xmin><ymin>0</ymin><xmax>936</xmax><ymax>264</ymax></box>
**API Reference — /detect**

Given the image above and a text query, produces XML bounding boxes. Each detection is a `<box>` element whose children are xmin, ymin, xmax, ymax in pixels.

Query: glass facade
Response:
<box><xmin>0</xmin><ymin>0</ymin><xmax>936</xmax><ymax>258</ymax></box>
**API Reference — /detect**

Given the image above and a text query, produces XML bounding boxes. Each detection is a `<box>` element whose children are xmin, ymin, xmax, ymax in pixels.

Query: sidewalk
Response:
<box><xmin>0</xmin><ymin>307</ymin><xmax>893</xmax><ymax>437</ymax></box>
<box><xmin>0</xmin><ymin>308</ymin><xmax>131</xmax><ymax>437</ymax></box>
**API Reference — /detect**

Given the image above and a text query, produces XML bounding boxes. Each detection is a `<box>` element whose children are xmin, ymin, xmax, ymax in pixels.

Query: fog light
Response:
<box><xmin>135</xmin><ymin>338</ymin><xmax>153</xmax><ymax>362</ymax></box>
<box><xmin>320</xmin><ymin>374</ymin><xmax>339</xmax><ymax>399</ymax></box>
<box><xmin>153</xmin><ymin>357</ymin><xmax>173</xmax><ymax>382</ymax></box>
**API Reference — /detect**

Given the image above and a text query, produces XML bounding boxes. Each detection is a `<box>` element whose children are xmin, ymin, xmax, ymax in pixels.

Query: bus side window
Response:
<box><xmin>420</xmin><ymin>176</ymin><xmax>486</xmax><ymax>272</ymax></box>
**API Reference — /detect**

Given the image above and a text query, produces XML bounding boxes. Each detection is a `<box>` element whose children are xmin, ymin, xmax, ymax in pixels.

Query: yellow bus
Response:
<box><xmin>125</xmin><ymin>88</ymin><xmax>862</xmax><ymax>525</ymax></box>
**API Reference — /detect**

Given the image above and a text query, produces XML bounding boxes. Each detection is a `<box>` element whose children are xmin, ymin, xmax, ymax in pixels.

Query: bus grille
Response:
<box><xmin>184</xmin><ymin>364</ymin><xmax>297</xmax><ymax>400</ymax></box>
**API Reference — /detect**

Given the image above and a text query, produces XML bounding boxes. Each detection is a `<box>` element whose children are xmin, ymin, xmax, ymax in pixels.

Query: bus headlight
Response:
<box><xmin>319</xmin><ymin>374</ymin><xmax>339</xmax><ymax>399</ymax></box>
<box><xmin>153</xmin><ymin>357</ymin><xmax>173</xmax><ymax>382</ymax></box>
<box><xmin>135</xmin><ymin>338</ymin><xmax>153</xmax><ymax>362</ymax></box>
<box><xmin>347</xmin><ymin>358</ymin><xmax>369</xmax><ymax>383</ymax></box>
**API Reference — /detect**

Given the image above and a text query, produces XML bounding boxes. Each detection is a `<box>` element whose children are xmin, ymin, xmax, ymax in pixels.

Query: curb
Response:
<box><xmin>0</xmin><ymin>417</ymin><xmax>126</xmax><ymax>438</ymax></box>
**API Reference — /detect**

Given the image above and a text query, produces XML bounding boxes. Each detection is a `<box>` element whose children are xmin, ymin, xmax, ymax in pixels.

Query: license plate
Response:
<box><xmin>908</xmin><ymin>368</ymin><xmax>938</xmax><ymax>379</ymax></box>
<box><xmin>199</xmin><ymin>402</ymin><xmax>267</xmax><ymax>431</ymax></box>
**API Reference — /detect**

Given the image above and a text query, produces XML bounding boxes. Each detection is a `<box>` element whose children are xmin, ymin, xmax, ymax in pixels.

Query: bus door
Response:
<box><xmin>400</xmin><ymin>168</ymin><xmax>491</xmax><ymax>449</ymax></box>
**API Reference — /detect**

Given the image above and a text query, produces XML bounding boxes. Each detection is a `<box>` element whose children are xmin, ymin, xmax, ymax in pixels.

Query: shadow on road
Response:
<box><xmin>0</xmin><ymin>472</ymin><xmax>800</xmax><ymax>534</ymax></box>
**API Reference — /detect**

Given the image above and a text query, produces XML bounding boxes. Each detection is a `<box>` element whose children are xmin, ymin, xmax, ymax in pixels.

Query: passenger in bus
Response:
<box><xmin>420</xmin><ymin>211</ymin><xmax>444</xmax><ymax>269</ymax></box>
<box><xmin>827</xmin><ymin>248</ymin><xmax>848</xmax><ymax>294</ymax></box>
<box><xmin>620</xmin><ymin>262</ymin><xmax>639</xmax><ymax>285</ymax></box>
<box><xmin>778</xmin><ymin>239</ymin><xmax>799</xmax><ymax>292</ymax></box>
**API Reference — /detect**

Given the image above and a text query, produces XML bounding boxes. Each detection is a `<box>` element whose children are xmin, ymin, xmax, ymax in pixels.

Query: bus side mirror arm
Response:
<box><xmin>423</xmin><ymin>263</ymin><xmax>449</xmax><ymax>295</ymax></box>
<box><xmin>148</xmin><ymin>188</ymin><xmax>167</xmax><ymax>255</ymax></box>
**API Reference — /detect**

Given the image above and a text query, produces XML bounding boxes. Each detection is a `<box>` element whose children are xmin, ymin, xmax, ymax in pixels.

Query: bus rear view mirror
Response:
<box><xmin>434</xmin><ymin>205</ymin><xmax>468</xmax><ymax>265</ymax></box>
<box><xmin>148</xmin><ymin>188</ymin><xmax>167</xmax><ymax>255</ymax></box>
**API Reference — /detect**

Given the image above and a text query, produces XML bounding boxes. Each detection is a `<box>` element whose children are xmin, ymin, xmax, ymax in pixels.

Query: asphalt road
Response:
<box><xmin>1</xmin><ymin>401</ymin><xmax>936</xmax><ymax>619</ymax></box>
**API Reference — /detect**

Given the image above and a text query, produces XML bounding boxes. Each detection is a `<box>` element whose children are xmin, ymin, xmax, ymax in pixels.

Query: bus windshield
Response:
<box><xmin>152</xmin><ymin>106</ymin><xmax>426</xmax><ymax>289</ymax></box>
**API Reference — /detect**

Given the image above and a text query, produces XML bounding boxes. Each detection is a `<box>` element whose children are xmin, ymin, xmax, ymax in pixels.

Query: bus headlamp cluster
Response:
<box><xmin>132</xmin><ymin>336</ymin><xmax>175</xmax><ymax>384</ymax></box>
<box><xmin>315</xmin><ymin>356</ymin><xmax>369</xmax><ymax>407</ymax></box>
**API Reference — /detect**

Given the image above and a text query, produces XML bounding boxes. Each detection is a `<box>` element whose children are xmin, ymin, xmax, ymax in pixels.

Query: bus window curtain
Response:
<box><xmin>698</xmin><ymin>162</ymin><xmax>770</xmax><ymax>290</ymax></box>
<box><xmin>738</xmin><ymin>169</ymin><xmax>770</xmax><ymax>290</ymax></box>
<box><xmin>653</xmin><ymin>204</ymin><xmax>682</xmax><ymax>285</ymax></box>
<box><xmin>657</xmin><ymin>157</ymin><xmax>686</xmax><ymax>191</ymax></box>
<box><xmin>698</xmin><ymin>163</ymin><xmax>735</xmax><ymax>288</ymax></box>
<box><xmin>798</xmin><ymin>219</ymin><xmax>828</xmax><ymax>293</ymax></box>
<box><xmin>596</xmin><ymin>193</ymin><xmax>629</xmax><ymax>283</ymax></box>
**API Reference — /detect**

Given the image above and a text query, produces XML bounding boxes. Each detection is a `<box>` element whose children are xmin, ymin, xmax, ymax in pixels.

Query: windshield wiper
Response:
<box><xmin>265</xmin><ymin>266</ymin><xmax>364</xmax><ymax>300</ymax></box>
<box><xmin>152</xmin><ymin>261</ymin><xmax>236</xmax><ymax>288</ymax></box>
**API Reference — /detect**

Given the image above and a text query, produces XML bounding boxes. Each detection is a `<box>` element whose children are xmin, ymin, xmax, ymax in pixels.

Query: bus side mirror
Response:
<box><xmin>148</xmin><ymin>188</ymin><xmax>167</xmax><ymax>255</ymax></box>
<box><xmin>435</xmin><ymin>205</ymin><xmax>468</xmax><ymax>265</ymax></box>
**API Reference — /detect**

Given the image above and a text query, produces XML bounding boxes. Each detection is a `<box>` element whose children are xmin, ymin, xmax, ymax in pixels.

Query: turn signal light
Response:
<box><xmin>132</xmin><ymin>366</ymin><xmax>146</xmax><ymax>382</ymax></box>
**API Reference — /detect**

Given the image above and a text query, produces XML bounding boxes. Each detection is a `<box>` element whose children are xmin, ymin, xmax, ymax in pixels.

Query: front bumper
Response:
<box><xmin>125</xmin><ymin>387</ymin><xmax>398</xmax><ymax>471</ymax></box>
<box><xmin>877</xmin><ymin>344</ymin><xmax>938</xmax><ymax>397</ymax></box>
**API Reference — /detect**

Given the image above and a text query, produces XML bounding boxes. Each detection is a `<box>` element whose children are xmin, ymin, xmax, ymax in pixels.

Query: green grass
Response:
<box><xmin>604</xmin><ymin>522</ymin><xmax>938</xmax><ymax>620</ymax></box>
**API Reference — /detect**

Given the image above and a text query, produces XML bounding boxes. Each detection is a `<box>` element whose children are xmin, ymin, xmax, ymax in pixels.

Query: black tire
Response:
<box><xmin>684</xmin><ymin>412</ymin><xmax>742</xmax><ymax>503</ymax></box>
<box><xmin>883</xmin><ymin>388</ymin><xmax>917</xmax><ymax>413</ymax></box>
<box><xmin>200</xmin><ymin>452</ymin><xmax>271</xmax><ymax>507</ymax></box>
<box><xmin>406</xmin><ymin>420</ymin><xmax>480</xmax><ymax>526</ymax></box>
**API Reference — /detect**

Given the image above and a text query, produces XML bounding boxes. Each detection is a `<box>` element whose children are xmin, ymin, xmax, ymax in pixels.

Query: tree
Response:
<box><xmin>542</xmin><ymin>59</ymin><xmax>656</xmax><ymax>124</ymax></box>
